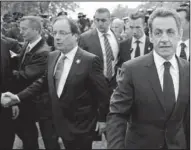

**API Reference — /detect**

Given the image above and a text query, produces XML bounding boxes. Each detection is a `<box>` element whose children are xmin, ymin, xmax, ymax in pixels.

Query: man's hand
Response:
<box><xmin>12</xmin><ymin>106</ymin><xmax>19</xmax><ymax>120</ymax></box>
<box><xmin>95</xmin><ymin>122</ymin><xmax>106</xmax><ymax>135</ymax></box>
<box><xmin>1</xmin><ymin>92</ymin><xmax>20</xmax><ymax>107</ymax></box>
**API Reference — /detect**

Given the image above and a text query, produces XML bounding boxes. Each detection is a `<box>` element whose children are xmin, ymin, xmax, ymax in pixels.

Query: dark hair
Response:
<box><xmin>95</xmin><ymin>8</ymin><xmax>110</xmax><ymax>18</ymax></box>
<box><xmin>20</xmin><ymin>16</ymin><xmax>42</xmax><ymax>33</ymax></box>
<box><xmin>53</xmin><ymin>17</ymin><xmax>80</xmax><ymax>35</ymax></box>
<box><xmin>176</xmin><ymin>6</ymin><xmax>190</xmax><ymax>21</ymax></box>
<box><xmin>57</xmin><ymin>11</ymin><xmax>68</xmax><ymax>17</ymax></box>
<box><xmin>148</xmin><ymin>7</ymin><xmax>181</xmax><ymax>34</ymax></box>
<box><xmin>130</xmin><ymin>12</ymin><xmax>145</xmax><ymax>24</ymax></box>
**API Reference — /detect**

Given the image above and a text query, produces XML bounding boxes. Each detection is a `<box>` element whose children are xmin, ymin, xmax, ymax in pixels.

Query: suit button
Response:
<box><xmin>159</xmin><ymin>145</ymin><xmax>163</xmax><ymax>148</ymax></box>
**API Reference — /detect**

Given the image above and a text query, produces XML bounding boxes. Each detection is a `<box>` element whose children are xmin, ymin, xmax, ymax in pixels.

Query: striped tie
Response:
<box><xmin>103</xmin><ymin>33</ymin><xmax>114</xmax><ymax>80</ymax></box>
<box><xmin>180</xmin><ymin>42</ymin><xmax>187</xmax><ymax>60</ymax></box>
<box><xmin>55</xmin><ymin>55</ymin><xmax>66</xmax><ymax>92</ymax></box>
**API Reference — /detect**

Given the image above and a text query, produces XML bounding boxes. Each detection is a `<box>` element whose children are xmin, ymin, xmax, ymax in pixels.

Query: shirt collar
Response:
<box><xmin>96</xmin><ymin>28</ymin><xmax>112</xmax><ymax>38</ymax></box>
<box><xmin>28</xmin><ymin>36</ymin><xmax>42</xmax><ymax>50</ymax></box>
<box><xmin>60</xmin><ymin>46</ymin><xmax>78</xmax><ymax>61</ymax></box>
<box><xmin>132</xmin><ymin>34</ymin><xmax>146</xmax><ymax>44</ymax></box>
<box><xmin>153</xmin><ymin>50</ymin><xmax>178</xmax><ymax>70</ymax></box>
<box><xmin>178</xmin><ymin>39</ymin><xmax>189</xmax><ymax>47</ymax></box>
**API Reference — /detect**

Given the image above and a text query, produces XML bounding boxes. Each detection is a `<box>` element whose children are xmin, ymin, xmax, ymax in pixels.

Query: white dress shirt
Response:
<box><xmin>54</xmin><ymin>46</ymin><xmax>78</xmax><ymax>97</ymax></box>
<box><xmin>27</xmin><ymin>36</ymin><xmax>42</xmax><ymax>52</ymax></box>
<box><xmin>176</xmin><ymin>39</ymin><xmax>190</xmax><ymax>61</ymax></box>
<box><xmin>153</xmin><ymin>50</ymin><xmax>179</xmax><ymax>101</ymax></box>
<box><xmin>131</xmin><ymin>34</ymin><xmax>146</xmax><ymax>59</ymax></box>
<box><xmin>96</xmin><ymin>28</ymin><xmax>119</xmax><ymax>77</ymax></box>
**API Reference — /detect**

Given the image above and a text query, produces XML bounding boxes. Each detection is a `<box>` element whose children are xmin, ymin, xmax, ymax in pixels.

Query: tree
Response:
<box><xmin>111</xmin><ymin>4</ymin><xmax>135</xmax><ymax>19</ymax></box>
<box><xmin>1</xmin><ymin>1</ymin><xmax>79</xmax><ymax>17</ymax></box>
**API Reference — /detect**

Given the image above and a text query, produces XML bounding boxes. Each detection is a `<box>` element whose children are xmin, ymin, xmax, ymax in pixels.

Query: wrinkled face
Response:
<box><xmin>53</xmin><ymin>19</ymin><xmax>77</xmax><ymax>53</ymax></box>
<box><xmin>150</xmin><ymin>16</ymin><xmax>181</xmax><ymax>60</ymax></box>
<box><xmin>111</xmin><ymin>22</ymin><xmax>124</xmax><ymax>37</ymax></box>
<box><xmin>178</xmin><ymin>11</ymin><xmax>189</xmax><ymax>32</ymax></box>
<box><xmin>130</xmin><ymin>18</ymin><xmax>145</xmax><ymax>39</ymax></box>
<box><xmin>94</xmin><ymin>12</ymin><xmax>110</xmax><ymax>33</ymax></box>
<box><xmin>20</xmin><ymin>20</ymin><xmax>38</xmax><ymax>42</ymax></box>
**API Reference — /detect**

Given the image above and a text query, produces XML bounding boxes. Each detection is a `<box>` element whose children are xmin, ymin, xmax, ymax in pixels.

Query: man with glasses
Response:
<box><xmin>79</xmin><ymin>8</ymin><xmax>120</xmax><ymax>114</ymax></box>
<box><xmin>107</xmin><ymin>7</ymin><xmax>190</xmax><ymax>149</ymax></box>
<box><xmin>2</xmin><ymin>17</ymin><xmax>110</xmax><ymax>150</ymax></box>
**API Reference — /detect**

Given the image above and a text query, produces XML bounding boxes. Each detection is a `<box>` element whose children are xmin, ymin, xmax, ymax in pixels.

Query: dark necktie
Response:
<box><xmin>180</xmin><ymin>42</ymin><xmax>187</xmax><ymax>60</ymax></box>
<box><xmin>21</xmin><ymin>44</ymin><xmax>30</xmax><ymax>65</ymax></box>
<box><xmin>54</xmin><ymin>55</ymin><xmax>66</xmax><ymax>91</ymax></box>
<box><xmin>103</xmin><ymin>33</ymin><xmax>114</xmax><ymax>80</ymax></box>
<box><xmin>163</xmin><ymin>61</ymin><xmax>175</xmax><ymax>118</ymax></box>
<box><xmin>135</xmin><ymin>40</ymin><xmax>140</xmax><ymax>58</ymax></box>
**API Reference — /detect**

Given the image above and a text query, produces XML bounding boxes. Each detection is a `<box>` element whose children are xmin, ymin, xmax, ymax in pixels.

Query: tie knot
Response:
<box><xmin>103</xmin><ymin>33</ymin><xmax>109</xmax><ymax>38</ymax></box>
<box><xmin>180</xmin><ymin>42</ymin><xmax>186</xmax><ymax>49</ymax></box>
<box><xmin>164</xmin><ymin>61</ymin><xmax>171</xmax><ymax>69</ymax></box>
<box><xmin>135</xmin><ymin>40</ymin><xmax>140</xmax><ymax>44</ymax></box>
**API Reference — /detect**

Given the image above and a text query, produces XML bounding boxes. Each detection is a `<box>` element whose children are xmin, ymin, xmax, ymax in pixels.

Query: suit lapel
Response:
<box><xmin>145</xmin><ymin>52</ymin><xmax>166</xmax><ymax>112</ymax></box>
<box><xmin>48</xmin><ymin>50</ymin><xmax>61</xmax><ymax>100</ymax></box>
<box><xmin>59</xmin><ymin>48</ymin><xmax>82</xmax><ymax>98</ymax></box>
<box><xmin>92</xmin><ymin>29</ymin><xmax>104</xmax><ymax>61</ymax></box>
<box><xmin>170</xmin><ymin>56</ymin><xmax>186</xmax><ymax>118</ymax></box>
<box><xmin>144</xmin><ymin>36</ymin><xmax>153</xmax><ymax>54</ymax></box>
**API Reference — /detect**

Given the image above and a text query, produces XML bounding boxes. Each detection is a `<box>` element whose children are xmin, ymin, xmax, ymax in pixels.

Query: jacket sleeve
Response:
<box><xmin>106</xmin><ymin>63</ymin><xmax>133</xmax><ymax>149</ymax></box>
<box><xmin>88</xmin><ymin>56</ymin><xmax>110</xmax><ymax>122</ymax></box>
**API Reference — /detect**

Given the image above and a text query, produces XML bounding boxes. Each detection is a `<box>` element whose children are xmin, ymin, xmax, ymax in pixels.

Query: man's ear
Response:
<box><xmin>179</xmin><ymin>28</ymin><xmax>183</xmax><ymax>40</ymax></box>
<box><xmin>149</xmin><ymin>31</ymin><xmax>153</xmax><ymax>43</ymax></box>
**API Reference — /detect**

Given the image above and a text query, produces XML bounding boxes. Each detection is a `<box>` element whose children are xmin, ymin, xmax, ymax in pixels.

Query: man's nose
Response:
<box><xmin>160</xmin><ymin>32</ymin><xmax>169</xmax><ymax>42</ymax></box>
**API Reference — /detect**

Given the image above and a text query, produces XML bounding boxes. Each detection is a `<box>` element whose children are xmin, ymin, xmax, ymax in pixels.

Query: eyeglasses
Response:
<box><xmin>94</xmin><ymin>18</ymin><xmax>109</xmax><ymax>23</ymax></box>
<box><xmin>53</xmin><ymin>31</ymin><xmax>71</xmax><ymax>36</ymax></box>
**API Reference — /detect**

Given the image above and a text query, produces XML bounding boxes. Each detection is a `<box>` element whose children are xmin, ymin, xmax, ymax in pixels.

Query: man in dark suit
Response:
<box><xmin>78</xmin><ymin>8</ymin><xmax>119</xmax><ymax>96</ymax></box>
<box><xmin>0</xmin><ymin>37</ymin><xmax>19</xmax><ymax>149</ymax></box>
<box><xmin>2</xmin><ymin>17</ymin><xmax>110</xmax><ymax>150</ymax></box>
<box><xmin>176</xmin><ymin>6</ymin><xmax>190</xmax><ymax>61</ymax></box>
<box><xmin>9</xmin><ymin>16</ymin><xmax>51</xmax><ymax>149</ymax></box>
<box><xmin>107</xmin><ymin>8</ymin><xmax>190</xmax><ymax>149</ymax></box>
<box><xmin>119</xmin><ymin>12</ymin><xmax>153</xmax><ymax>65</ymax></box>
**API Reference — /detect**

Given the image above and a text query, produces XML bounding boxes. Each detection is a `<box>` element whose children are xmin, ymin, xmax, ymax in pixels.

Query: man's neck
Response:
<box><xmin>182</xmin><ymin>30</ymin><xmax>189</xmax><ymax>42</ymax></box>
<box><xmin>28</xmin><ymin>35</ymin><xmax>41</xmax><ymax>44</ymax></box>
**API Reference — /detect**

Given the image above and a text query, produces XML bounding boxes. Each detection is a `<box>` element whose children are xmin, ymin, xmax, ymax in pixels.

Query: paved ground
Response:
<box><xmin>13</xmin><ymin>123</ymin><xmax>107</xmax><ymax>149</ymax></box>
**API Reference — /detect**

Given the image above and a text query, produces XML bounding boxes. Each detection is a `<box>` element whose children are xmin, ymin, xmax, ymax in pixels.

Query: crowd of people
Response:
<box><xmin>0</xmin><ymin>2</ymin><xmax>190</xmax><ymax>150</ymax></box>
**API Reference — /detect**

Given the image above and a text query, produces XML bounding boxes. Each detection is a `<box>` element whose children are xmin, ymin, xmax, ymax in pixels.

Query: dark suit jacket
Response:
<box><xmin>107</xmin><ymin>52</ymin><xmax>190</xmax><ymax>149</ymax></box>
<box><xmin>11</xmin><ymin>38</ymin><xmax>50</xmax><ymax>120</ymax></box>
<box><xmin>17</xmin><ymin>48</ymin><xmax>110</xmax><ymax>141</ymax></box>
<box><xmin>78</xmin><ymin>29</ymin><xmax>119</xmax><ymax>94</ymax></box>
<box><xmin>1</xmin><ymin>38</ymin><xmax>13</xmax><ymax>115</ymax></box>
<box><xmin>1</xmin><ymin>35</ymin><xmax>21</xmax><ymax>54</ymax></box>
<box><xmin>118</xmin><ymin>36</ymin><xmax>153</xmax><ymax>66</ymax></box>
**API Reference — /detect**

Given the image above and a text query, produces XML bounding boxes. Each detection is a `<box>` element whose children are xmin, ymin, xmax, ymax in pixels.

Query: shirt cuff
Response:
<box><xmin>15</xmin><ymin>95</ymin><xmax>21</xmax><ymax>102</ymax></box>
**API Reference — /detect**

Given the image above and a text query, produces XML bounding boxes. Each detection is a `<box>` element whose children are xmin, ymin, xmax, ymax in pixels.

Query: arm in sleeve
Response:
<box><xmin>16</xmin><ymin>51</ymin><xmax>49</xmax><ymax>81</ymax></box>
<box><xmin>17</xmin><ymin>72</ymin><xmax>48</xmax><ymax>102</ymax></box>
<box><xmin>106</xmin><ymin>63</ymin><xmax>134</xmax><ymax>149</ymax></box>
<box><xmin>88</xmin><ymin>56</ymin><xmax>110</xmax><ymax>122</ymax></box>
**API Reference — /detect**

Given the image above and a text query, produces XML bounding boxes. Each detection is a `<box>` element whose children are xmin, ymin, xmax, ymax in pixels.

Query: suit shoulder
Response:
<box><xmin>80</xmin><ymin>29</ymin><xmax>94</xmax><ymax>39</ymax></box>
<box><xmin>37</xmin><ymin>40</ymin><xmax>51</xmax><ymax>54</ymax></box>
<box><xmin>123</xmin><ymin>53</ymin><xmax>151</xmax><ymax>68</ymax></box>
<box><xmin>79</xmin><ymin>48</ymin><xmax>97</xmax><ymax>59</ymax></box>
<box><xmin>178</xmin><ymin>57</ymin><xmax>190</xmax><ymax>68</ymax></box>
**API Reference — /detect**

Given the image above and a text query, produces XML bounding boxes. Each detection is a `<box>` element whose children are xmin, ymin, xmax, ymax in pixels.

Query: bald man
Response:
<box><xmin>111</xmin><ymin>18</ymin><xmax>125</xmax><ymax>41</ymax></box>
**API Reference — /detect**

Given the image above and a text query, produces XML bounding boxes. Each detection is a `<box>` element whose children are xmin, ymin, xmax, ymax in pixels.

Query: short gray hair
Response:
<box><xmin>148</xmin><ymin>7</ymin><xmax>182</xmax><ymax>34</ymax></box>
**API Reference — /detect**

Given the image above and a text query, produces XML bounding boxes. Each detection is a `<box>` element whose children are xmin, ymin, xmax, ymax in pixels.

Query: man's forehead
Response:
<box><xmin>95</xmin><ymin>12</ymin><xmax>109</xmax><ymax>18</ymax></box>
